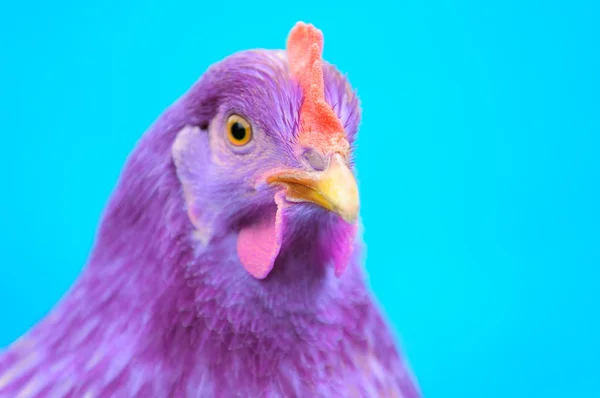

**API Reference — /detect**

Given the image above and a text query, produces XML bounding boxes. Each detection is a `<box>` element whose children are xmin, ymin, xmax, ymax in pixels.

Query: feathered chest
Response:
<box><xmin>0</xmin><ymin>291</ymin><xmax>414</xmax><ymax>398</ymax></box>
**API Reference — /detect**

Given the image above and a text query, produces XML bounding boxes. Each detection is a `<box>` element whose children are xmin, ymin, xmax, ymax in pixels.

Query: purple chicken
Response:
<box><xmin>0</xmin><ymin>22</ymin><xmax>421</xmax><ymax>397</ymax></box>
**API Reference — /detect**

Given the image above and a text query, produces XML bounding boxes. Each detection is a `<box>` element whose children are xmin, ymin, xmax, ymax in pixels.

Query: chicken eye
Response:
<box><xmin>226</xmin><ymin>115</ymin><xmax>252</xmax><ymax>146</ymax></box>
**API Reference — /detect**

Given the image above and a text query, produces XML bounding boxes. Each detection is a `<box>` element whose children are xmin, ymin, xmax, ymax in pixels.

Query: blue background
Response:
<box><xmin>1</xmin><ymin>1</ymin><xmax>598</xmax><ymax>397</ymax></box>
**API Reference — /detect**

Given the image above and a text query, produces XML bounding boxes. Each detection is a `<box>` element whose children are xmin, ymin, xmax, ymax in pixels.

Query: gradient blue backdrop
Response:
<box><xmin>1</xmin><ymin>1</ymin><xmax>598</xmax><ymax>397</ymax></box>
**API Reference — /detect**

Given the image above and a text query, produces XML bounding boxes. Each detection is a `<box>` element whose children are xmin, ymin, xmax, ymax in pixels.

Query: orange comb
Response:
<box><xmin>287</xmin><ymin>22</ymin><xmax>348</xmax><ymax>155</ymax></box>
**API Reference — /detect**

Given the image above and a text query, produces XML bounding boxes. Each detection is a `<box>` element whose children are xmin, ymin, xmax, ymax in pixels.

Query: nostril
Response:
<box><xmin>302</xmin><ymin>148</ymin><xmax>327</xmax><ymax>171</ymax></box>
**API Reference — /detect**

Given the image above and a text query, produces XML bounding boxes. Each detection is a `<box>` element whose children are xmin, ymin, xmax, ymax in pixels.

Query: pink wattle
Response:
<box><xmin>236</xmin><ymin>205</ymin><xmax>283</xmax><ymax>279</ymax></box>
<box><xmin>332</xmin><ymin>222</ymin><xmax>358</xmax><ymax>277</ymax></box>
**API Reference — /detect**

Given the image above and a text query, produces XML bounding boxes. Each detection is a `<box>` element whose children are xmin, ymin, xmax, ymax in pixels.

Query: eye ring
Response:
<box><xmin>226</xmin><ymin>114</ymin><xmax>252</xmax><ymax>146</ymax></box>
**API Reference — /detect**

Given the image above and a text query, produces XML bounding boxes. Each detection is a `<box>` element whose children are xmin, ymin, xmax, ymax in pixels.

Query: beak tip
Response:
<box><xmin>338</xmin><ymin>201</ymin><xmax>359</xmax><ymax>224</ymax></box>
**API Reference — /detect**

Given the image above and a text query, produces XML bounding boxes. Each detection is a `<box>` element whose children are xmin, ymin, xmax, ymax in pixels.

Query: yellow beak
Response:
<box><xmin>266</xmin><ymin>153</ymin><xmax>359</xmax><ymax>223</ymax></box>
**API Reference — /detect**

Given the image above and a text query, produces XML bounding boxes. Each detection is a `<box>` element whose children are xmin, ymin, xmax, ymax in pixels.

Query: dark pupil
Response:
<box><xmin>231</xmin><ymin>122</ymin><xmax>247</xmax><ymax>141</ymax></box>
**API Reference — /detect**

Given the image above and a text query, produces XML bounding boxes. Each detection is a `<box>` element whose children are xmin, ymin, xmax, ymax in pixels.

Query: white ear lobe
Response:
<box><xmin>172</xmin><ymin>125</ymin><xmax>214</xmax><ymax>245</ymax></box>
<box><xmin>172</xmin><ymin>125</ymin><xmax>202</xmax><ymax>169</ymax></box>
<box><xmin>172</xmin><ymin>125</ymin><xmax>203</xmax><ymax>211</ymax></box>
